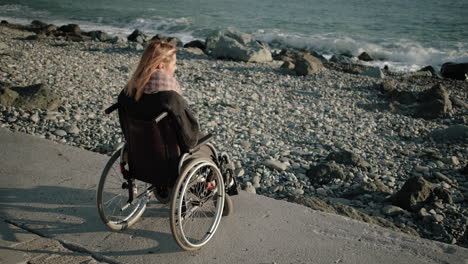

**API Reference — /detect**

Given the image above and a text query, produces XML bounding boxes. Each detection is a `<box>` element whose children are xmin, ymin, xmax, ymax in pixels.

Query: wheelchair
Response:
<box><xmin>96</xmin><ymin>103</ymin><xmax>239</xmax><ymax>251</ymax></box>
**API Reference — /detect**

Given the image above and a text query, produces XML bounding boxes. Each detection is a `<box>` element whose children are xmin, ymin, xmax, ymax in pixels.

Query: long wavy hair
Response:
<box><xmin>126</xmin><ymin>40</ymin><xmax>176</xmax><ymax>101</ymax></box>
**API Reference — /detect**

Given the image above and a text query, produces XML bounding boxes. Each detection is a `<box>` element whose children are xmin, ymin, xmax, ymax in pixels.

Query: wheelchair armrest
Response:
<box><xmin>188</xmin><ymin>133</ymin><xmax>213</xmax><ymax>154</ymax></box>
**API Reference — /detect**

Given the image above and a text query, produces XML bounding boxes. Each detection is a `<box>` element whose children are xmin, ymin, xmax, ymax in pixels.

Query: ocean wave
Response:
<box><xmin>254</xmin><ymin>29</ymin><xmax>468</xmax><ymax>72</ymax></box>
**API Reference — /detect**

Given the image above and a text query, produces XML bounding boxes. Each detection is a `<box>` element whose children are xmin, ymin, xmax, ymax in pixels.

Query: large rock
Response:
<box><xmin>440</xmin><ymin>62</ymin><xmax>468</xmax><ymax>80</ymax></box>
<box><xmin>184</xmin><ymin>40</ymin><xmax>206</xmax><ymax>50</ymax></box>
<box><xmin>294</xmin><ymin>53</ymin><xmax>324</xmax><ymax>76</ymax></box>
<box><xmin>127</xmin><ymin>29</ymin><xmax>148</xmax><ymax>43</ymax></box>
<box><xmin>58</xmin><ymin>24</ymin><xmax>81</xmax><ymax>35</ymax></box>
<box><xmin>151</xmin><ymin>34</ymin><xmax>182</xmax><ymax>47</ymax></box>
<box><xmin>428</xmin><ymin>125</ymin><xmax>468</xmax><ymax>142</ymax></box>
<box><xmin>0</xmin><ymin>82</ymin><xmax>19</xmax><ymax>105</ymax></box>
<box><xmin>358</xmin><ymin>52</ymin><xmax>374</xmax><ymax>61</ymax></box>
<box><xmin>330</xmin><ymin>54</ymin><xmax>357</xmax><ymax>64</ymax></box>
<box><xmin>326</xmin><ymin>150</ymin><xmax>370</xmax><ymax>168</ymax></box>
<box><xmin>362</xmin><ymin>67</ymin><xmax>385</xmax><ymax>78</ymax></box>
<box><xmin>390</xmin><ymin>176</ymin><xmax>434</xmax><ymax>211</ymax></box>
<box><xmin>414</xmin><ymin>84</ymin><xmax>452</xmax><ymax>119</ymax></box>
<box><xmin>86</xmin><ymin>30</ymin><xmax>112</xmax><ymax>42</ymax></box>
<box><xmin>10</xmin><ymin>83</ymin><xmax>60</xmax><ymax>111</ymax></box>
<box><xmin>209</xmin><ymin>30</ymin><xmax>272</xmax><ymax>63</ymax></box>
<box><xmin>306</xmin><ymin>162</ymin><xmax>346</xmax><ymax>185</ymax></box>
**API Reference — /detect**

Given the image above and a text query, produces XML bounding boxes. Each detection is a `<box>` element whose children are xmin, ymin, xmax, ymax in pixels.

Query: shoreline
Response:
<box><xmin>1</xmin><ymin>18</ymin><xmax>465</xmax><ymax>73</ymax></box>
<box><xmin>0</xmin><ymin>22</ymin><xmax>467</xmax><ymax>248</ymax></box>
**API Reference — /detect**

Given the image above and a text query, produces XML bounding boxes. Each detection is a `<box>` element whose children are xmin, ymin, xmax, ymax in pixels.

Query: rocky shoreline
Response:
<box><xmin>0</xmin><ymin>22</ymin><xmax>467</xmax><ymax>248</ymax></box>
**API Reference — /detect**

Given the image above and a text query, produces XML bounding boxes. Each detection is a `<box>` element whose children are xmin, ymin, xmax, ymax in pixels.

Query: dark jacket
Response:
<box><xmin>117</xmin><ymin>89</ymin><xmax>199</xmax><ymax>186</ymax></box>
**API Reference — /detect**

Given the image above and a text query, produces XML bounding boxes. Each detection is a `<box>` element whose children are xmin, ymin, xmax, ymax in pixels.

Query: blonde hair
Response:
<box><xmin>126</xmin><ymin>40</ymin><xmax>176</xmax><ymax>101</ymax></box>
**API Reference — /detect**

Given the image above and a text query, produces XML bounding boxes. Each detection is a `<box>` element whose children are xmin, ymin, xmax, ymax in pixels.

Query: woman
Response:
<box><xmin>117</xmin><ymin>40</ymin><xmax>215</xmax><ymax>198</ymax></box>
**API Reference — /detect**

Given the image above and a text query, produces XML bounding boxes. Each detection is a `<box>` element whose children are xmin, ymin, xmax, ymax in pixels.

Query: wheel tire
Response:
<box><xmin>169</xmin><ymin>158</ymin><xmax>225</xmax><ymax>251</ymax></box>
<box><xmin>97</xmin><ymin>150</ymin><xmax>148</xmax><ymax>230</ymax></box>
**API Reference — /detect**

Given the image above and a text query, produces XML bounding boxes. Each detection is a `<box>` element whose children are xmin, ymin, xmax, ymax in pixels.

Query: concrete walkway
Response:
<box><xmin>0</xmin><ymin>128</ymin><xmax>467</xmax><ymax>264</ymax></box>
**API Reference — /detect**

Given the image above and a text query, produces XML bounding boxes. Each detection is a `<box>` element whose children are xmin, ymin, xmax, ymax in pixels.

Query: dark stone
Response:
<box><xmin>0</xmin><ymin>82</ymin><xmax>19</xmax><ymax>105</ymax></box>
<box><xmin>128</xmin><ymin>29</ymin><xmax>148</xmax><ymax>43</ymax></box>
<box><xmin>414</xmin><ymin>84</ymin><xmax>452</xmax><ymax>119</ymax></box>
<box><xmin>58</xmin><ymin>24</ymin><xmax>81</xmax><ymax>34</ymax></box>
<box><xmin>86</xmin><ymin>30</ymin><xmax>112</xmax><ymax>42</ymax></box>
<box><xmin>390</xmin><ymin>176</ymin><xmax>434</xmax><ymax>211</ymax></box>
<box><xmin>330</xmin><ymin>54</ymin><xmax>355</xmax><ymax>64</ymax></box>
<box><xmin>294</xmin><ymin>53</ymin><xmax>324</xmax><ymax>76</ymax></box>
<box><xmin>419</xmin><ymin>65</ymin><xmax>439</xmax><ymax>77</ymax></box>
<box><xmin>306</xmin><ymin>162</ymin><xmax>346</xmax><ymax>185</ymax></box>
<box><xmin>462</xmin><ymin>164</ymin><xmax>468</xmax><ymax>178</ymax></box>
<box><xmin>184</xmin><ymin>40</ymin><xmax>206</xmax><ymax>50</ymax></box>
<box><xmin>31</xmin><ymin>20</ymin><xmax>48</xmax><ymax>27</ymax></box>
<box><xmin>280</xmin><ymin>61</ymin><xmax>295</xmax><ymax>69</ymax></box>
<box><xmin>428</xmin><ymin>125</ymin><xmax>468</xmax><ymax>143</ymax></box>
<box><xmin>10</xmin><ymin>83</ymin><xmax>60</xmax><ymax>111</ymax></box>
<box><xmin>395</xmin><ymin>91</ymin><xmax>418</xmax><ymax>105</ymax></box>
<box><xmin>431</xmin><ymin>187</ymin><xmax>453</xmax><ymax>204</ymax></box>
<box><xmin>151</xmin><ymin>34</ymin><xmax>182</xmax><ymax>47</ymax></box>
<box><xmin>1</xmin><ymin>20</ymin><xmax>8</xmax><ymax>24</ymax></box>
<box><xmin>441</xmin><ymin>62</ymin><xmax>468</xmax><ymax>80</ymax></box>
<box><xmin>326</xmin><ymin>150</ymin><xmax>370</xmax><ymax>168</ymax></box>
<box><xmin>358</xmin><ymin>52</ymin><xmax>374</xmax><ymax>61</ymax></box>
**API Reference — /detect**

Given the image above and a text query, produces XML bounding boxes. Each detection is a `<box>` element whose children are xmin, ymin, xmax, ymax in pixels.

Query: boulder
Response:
<box><xmin>127</xmin><ymin>29</ymin><xmax>148</xmax><ymax>43</ymax></box>
<box><xmin>184</xmin><ymin>40</ymin><xmax>206</xmax><ymax>50</ymax></box>
<box><xmin>326</xmin><ymin>149</ymin><xmax>370</xmax><ymax>168</ymax></box>
<box><xmin>87</xmin><ymin>30</ymin><xmax>112</xmax><ymax>42</ymax></box>
<box><xmin>440</xmin><ymin>62</ymin><xmax>468</xmax><ymax>80</ymax></box>
<box><xmin>110</xmin><ymin>36</ymin><xmax>127</xmax><ymax>44</ymax></box>
<box><xmin>428</xmin><ymin>125</ymin><xmax>468</xmax><ymax>142</ymax></box>
<box><xmin>151</xmin><ymin>34</ymin><xmax>182</xmax><ymax>47</ymax></box>
<box><xmin>330</xmin><ymin>54</ymin><xmax>356</xmax><ymax>64</ymax></box>
<box><xmin>280</xmin><ymin>61</ymin><xmax>295</xmax><ymax>69</ymax></box>
<box><xmin>306</xmin><ymin>162</ymin><xmax>346</xmax><ymax>185</ymax></box>
<box><xmin>414</xmin><ymin>84</ymin><xmax>452</xmax><ymax>119</ymax></box>
<box><xmin>10</xmin><ymin>83</ymin><xmax>60</xmax><ymax>111</ymax></box>
<box><xmin>419</xmin><ymin>65</ymin><xmax>440</xmax><ymax>77</ymax></box>
<box><xmin>209</xmin><ymin>29</ymin><xmax>272</xmax><ymax>63</ymax></box>
<box><xmin>0</xmin><ymin>82</ymin><xmax>19</xmax><ymax>105</ymax></box>
<box><xmin>58</xmin><ymin>24</ymin><xmax>81</xmax><ymax>35</ymax></box>
<box><xmin>390</xmin><ymin>176</ymin><xmax>434</xmax><ymax>211</ymax></box>
<box><xmin>358</xmin><ymin>52</ymin><xmax>374</xmax><ymax>61</ymax></box>
<box><xmin>362</xmin><ymin>67</ymin><xmax>385</xmax><ymax>78</ymax></box>
<box><xmin>294</xmin><ymin>53</ymin><xmax>324</xmax><ymax>76</ymax></box>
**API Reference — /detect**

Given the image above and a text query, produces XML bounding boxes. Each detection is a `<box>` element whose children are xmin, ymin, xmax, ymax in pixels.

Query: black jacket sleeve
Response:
<box><xmin>160</xmin><ymin>92</ymin><xmax>200</xmax><ymax>151</ymax></box>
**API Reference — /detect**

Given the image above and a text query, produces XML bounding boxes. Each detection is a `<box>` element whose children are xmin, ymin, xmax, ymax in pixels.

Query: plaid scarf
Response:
<box><xmin>143</xmin><ymin>69</ymin><xmax>183</xmax><ymax>96</ymax></box>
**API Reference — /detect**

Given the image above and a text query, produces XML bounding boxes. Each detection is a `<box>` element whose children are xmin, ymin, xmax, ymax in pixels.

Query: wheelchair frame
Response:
<box><xmin>96</xmin><ymin>104</ymin><xmax>234</xmax><ymax>251</ymax></box>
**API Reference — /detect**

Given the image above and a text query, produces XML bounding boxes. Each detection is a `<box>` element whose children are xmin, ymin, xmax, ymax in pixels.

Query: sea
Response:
<box><xmin>1</xmin><ymin>0</ymin><xmax>467</xmax><ymax>72</ymax></box>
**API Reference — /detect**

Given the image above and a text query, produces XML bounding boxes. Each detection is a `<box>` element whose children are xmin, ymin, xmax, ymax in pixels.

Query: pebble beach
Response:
<box><xmin>0</xmin><ymin>23</ymin><xmax>467</xmax><ymax>248</ymax></box>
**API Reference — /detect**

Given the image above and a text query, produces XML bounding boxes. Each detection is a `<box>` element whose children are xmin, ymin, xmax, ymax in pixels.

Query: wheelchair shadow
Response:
<box><xmin>0</xmin><ymin>185</ymin><xmax>184</xmax><ymax>257</ymax></box>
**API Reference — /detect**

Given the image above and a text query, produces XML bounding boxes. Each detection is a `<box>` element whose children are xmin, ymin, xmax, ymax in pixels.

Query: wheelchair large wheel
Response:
<box><xmin>97</xmin><ymin>149</ymin><xmax>150</xmax><ymax>230</ymax></box>
<box><xmin>170</xmin><ymin>158</ymin><xmax>225</xmax><ymax>251</ymax></box>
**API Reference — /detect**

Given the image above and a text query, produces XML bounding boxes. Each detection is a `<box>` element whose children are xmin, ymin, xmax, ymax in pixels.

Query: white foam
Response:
<box><xmin>254</xmin><ymin>29</ymin><xmax>468</xmax><ymax>72</ymax></box>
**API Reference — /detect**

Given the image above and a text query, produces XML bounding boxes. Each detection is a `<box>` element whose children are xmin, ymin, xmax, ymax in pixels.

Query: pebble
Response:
<box><xmin>30</xmin><ymin>113</ymin><xmax>39</xmax><ymax>122</ymax></box>
<box><xmin>54</xmin><ymin>129</ymin><xmax>67</xmax><ymax>137</ymax></box>
<box><xmin>450</xmin><ymin>156</ymin><xmax>460</xmax><ymax>166</ymax></box>
<box><xmin>433</xmin><ymin>172</ymin><xmax>452</xmax><ymax>184</ymax></box>
<box><xmin>381</xmin><ymin>205</ymin><xmax>405</xmax><ymax>216</ymax></box>
<box><xmin>244</xmin><ymin>182</ymin><xmax>256</xmax><ymax>194</ymax></box>
<box><xmin>316</xmin><ymin>188</ymin><xmax>327</xmax><ymax>196</ymax></box>
<box><xmin>263</xmin><ymin>159</ymin><xmax>288</xmax><ymax>171</ymax></box>
<box><xmin>66</xmin><ymin>124</ymin><xmax>80</xmax><ymax>134</ymax></box>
